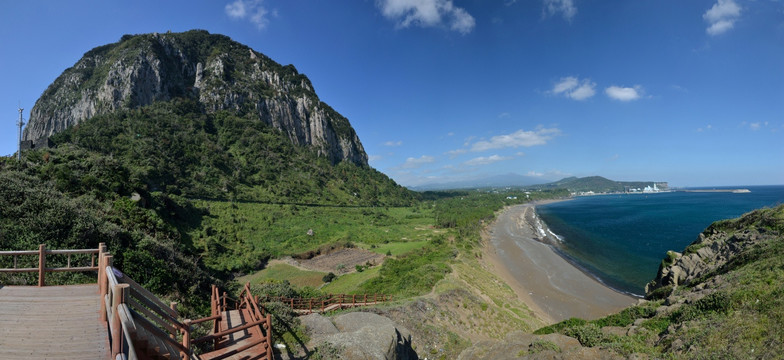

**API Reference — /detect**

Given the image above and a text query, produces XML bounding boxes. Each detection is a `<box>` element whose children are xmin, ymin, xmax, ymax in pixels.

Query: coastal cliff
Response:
<box><xmin>23</xmin><ymin>30</ymin><xmax>367</xmax><ymax>165</ymax></box>
<box><xmin>472</xmin><ymin>204</ymin><xmax>784</xmax><ymax>359</ymax></box>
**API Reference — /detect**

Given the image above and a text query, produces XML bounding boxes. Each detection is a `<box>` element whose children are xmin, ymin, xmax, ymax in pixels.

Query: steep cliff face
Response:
<box><xmin>644</xmin><ymin>208</ymin><xmax>780</xmax><ymax>296</ymax></box>
<box><xmin>24</xmin><ymin>30</ymin><xmax>367</xmax><ymax>165</ymax></box>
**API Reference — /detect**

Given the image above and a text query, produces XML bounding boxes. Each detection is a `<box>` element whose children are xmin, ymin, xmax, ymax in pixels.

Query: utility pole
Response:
<box><xmin>17</xmin><ymin>108</ymin><xmax>24</xmax><ymax>161</ymax></box>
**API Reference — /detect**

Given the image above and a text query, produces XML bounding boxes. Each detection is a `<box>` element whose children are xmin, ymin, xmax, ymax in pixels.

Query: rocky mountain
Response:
<box><xmin>23</xmin><ymin>30</ymin><xmax>366</xmax><ymax>165</ymax></box>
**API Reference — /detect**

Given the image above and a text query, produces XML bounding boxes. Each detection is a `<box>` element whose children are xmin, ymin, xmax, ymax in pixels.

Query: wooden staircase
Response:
<box><xmin>0</xmin><ymin>244</ymin><xmax>273</xmax><ymax>360</ymax></box>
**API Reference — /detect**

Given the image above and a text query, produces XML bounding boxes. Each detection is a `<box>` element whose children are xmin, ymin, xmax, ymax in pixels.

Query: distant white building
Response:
<box><xmin>643</xmin><ymin>183</ymin><xmax>659</xmax><ymax>193</ymax></box>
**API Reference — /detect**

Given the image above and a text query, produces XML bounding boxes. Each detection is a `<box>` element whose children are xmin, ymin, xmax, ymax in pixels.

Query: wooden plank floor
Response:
<box><xmin>200</xmin><ymin>309</ymin><xmax>268</xmax><ymax>360</ymax></box>
<box><xmin>0</xmin><ymin>284</ymin><xmax>110</xmax><ymax>360</ymax></box>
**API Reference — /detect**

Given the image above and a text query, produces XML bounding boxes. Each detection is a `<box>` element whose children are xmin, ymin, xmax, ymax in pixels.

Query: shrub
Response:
<box><xmin>534</xmin><ymin>317</ymin><xmax>587</xmax><ymax>335</ymax></box>
<box><xmin>322</xmin><ymin>272</ymin><xmax>336</xmax><ymax>283</ymax></box>
<box><xmin>564</xmin><ymin>324</ymin><xmax>604</xmax><ymax>347</ymax></box>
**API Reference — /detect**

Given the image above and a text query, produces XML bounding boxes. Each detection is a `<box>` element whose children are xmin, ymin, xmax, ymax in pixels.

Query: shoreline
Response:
<box><xmin>482</xmin><ymin>200</ymin><xmax>636</xmax><ymax>324</ymax></box>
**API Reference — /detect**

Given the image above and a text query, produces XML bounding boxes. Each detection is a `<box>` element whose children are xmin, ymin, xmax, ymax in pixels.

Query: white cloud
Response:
<box><xmin>551</xmin><ymin>77</ymin><xmax>596</xmax><ymax>100</ymax></box>
<box><xmin>498</xmin><ymin>112</ymin><xmax>511</xmax><ymax>118</ymax></box>
<box><xmin>527</xmin><ymin>170</ymin><xmax>544</xmax><ymax>177</ymax></box>
<box><xmin>750</xmin><ymin>122</ymin><xmax>761</xmax><ymax>131</ymax></box>
<box><xmin>464</xmin><ymin>155</ymin><xmax>512</xmax><ymax>166</ymax></box>
<box><xmin>225</xmin><ymin>0</ymin><xmax>271</xmax><ymax>30</ymax></box>
<box><xmin>447</xmin><ymin>132</ymin><xmax>455</xmax><ymax>136</ymax></box>
<box><xmin>384</xmin><ymin>140</ymin><xmax>403</xmax><ymax>147</ymax></box>
<box><xmin>368</xmin><ymin>155</ymin><xmax>383</xmax><ymax>162</ymax></box>
<box><xmin>470</xmin><ymin>127</ymin><xmax>561</xmax><ymax>152</ymax></box>
<box><xmin>605</xmin><ymin>85</ymin><xmax>643</xmax><ymax>101</ymax></box>
<box><xmin>697</xmin><ymin>124</ymin><xmax>713</xmax><ymax>132</ymax></box>
<box><xmin>225</xmin><ymin>0</ymin><xmax>247</xmax><ymax>18</ymax></box>
<box><xmin>446</xmin><ymin>149</ymin><xmax>467</xmax><ymax>158</ymax></box>
<box><xmin>543</xmin><ymin>0</ymin><xmax>577</xmax><ymax>21</ymax></box>
<box><xmin>703</xmin><ymin>0</ymin><xmax>741</xmax><ymax>36</ymax></box>
<box><xmin>378</xmin><ymin>0</ymin><xmax>476</xmax><ymax>34</ymax></box>
<box><xmin>400</xmin><ymin>155</ymin><xmax>436</xmax><ymax>169</ymax></box>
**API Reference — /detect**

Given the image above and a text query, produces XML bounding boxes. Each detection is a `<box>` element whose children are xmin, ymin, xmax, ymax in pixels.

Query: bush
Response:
<box><xmin>534</xmin><ymin>317</ymin><xmax>587</xmax><ymax>335</ymax></box>
<box><xmin>322</xmin><ymin>272</ymin><xmax>336</xmax><ymax>283</ymax></box>
<box><xmin>564</xmin><ymin>324</ymin><xmax>604</xmax><ymax>347</ymax></box>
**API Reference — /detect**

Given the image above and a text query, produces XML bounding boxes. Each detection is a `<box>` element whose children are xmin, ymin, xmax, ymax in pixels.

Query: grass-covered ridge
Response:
<box><xmin>532</xmin><ymin>204</ymin><xmax>784</xmax><ymax>358</ymax></box>
<box><xmin>51</xmin><ymin>99</ymin><xmax>415</xmax><ymax>206</ymax></box>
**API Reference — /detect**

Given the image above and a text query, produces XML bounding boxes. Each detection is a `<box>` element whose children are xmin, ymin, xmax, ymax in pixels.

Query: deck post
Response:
<box><xmin>265</xmin><ymin>313</ymin><xmax>272</xmax><ymax>359</ymax></box>
<box><xmin>99</xmin><ymin>253</ymin><xmax>107</xmax><ymax>322</ymax></box>
<box><xmin>111</xmin><ymin>283</ymin><xmax>129</xmax><ymax>358</ymax></box>
<box><xmin>37</xmin><ymin>244</ymin><xmax>45</xmax><ymax>287</ymax></box>
<box><xmin>170</xmin><ymin>302</ymin><xmax>178</xmax><ymax>340</ymax></box>
<box><xmin>182</xmin><ymin>319</ymin><xmax>192</xmax><ymax>359</ymax></box>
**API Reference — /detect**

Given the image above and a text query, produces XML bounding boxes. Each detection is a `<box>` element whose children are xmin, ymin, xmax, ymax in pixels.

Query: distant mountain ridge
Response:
<box><xmin>412</xmin><ymin>174</ymin><xmax>666</xmax><ymax>193</ymax></box>
<box><xmin>410</xmin><ymin>173</ymin><xmax>552</xmax><ymax>191</ymax></box>
<box><xmin>24</xmin><ymin>30</ymin><xmax>366</xmax><ymax>165</ymax></box>
<box><xmin>527</xmin><ymin>176</ymin><xmax>668</xmax><ymax>193</ymax></box>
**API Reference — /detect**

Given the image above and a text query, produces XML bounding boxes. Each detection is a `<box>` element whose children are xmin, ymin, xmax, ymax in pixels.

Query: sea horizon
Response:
<box><xmin>534</xmin><ymin>185</ymin><xmax>784</xmax><ymax>296</ymax></box>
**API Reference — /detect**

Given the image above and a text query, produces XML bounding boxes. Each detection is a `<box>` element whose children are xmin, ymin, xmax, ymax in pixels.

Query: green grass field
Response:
<box><xmin>321</xmin><ymin>266</ymin><xmax>381</xmax><ymax>294</ymax></box>
<box><xmin>236</xmin><ymin>262</ymin><xmax>326</xmax><ymax>288</ymax></box>
<box><xmin>359</xmin><ymin>240</ymin><xmax>430</xmax><ymax>256</ymax></box>
<box><xmin>190</xmin><ymin>200</ymin><xmax>440</xmax><ymax>272</ymax></box>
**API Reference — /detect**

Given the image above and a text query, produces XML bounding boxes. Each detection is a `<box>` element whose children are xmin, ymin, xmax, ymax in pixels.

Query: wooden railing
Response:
<box><xmin>101</xmin><ymin>247</ymin><xmax>190</xmax><ymax>360</ymax></box>
<box><xmin>261</xmin><ymin>293</ymin><xmax>392</xmax><ymax>314</ymax></box>
<box><xmin>0</xmin><ymin>244</ymin><xmax>99</xmax><ymax>286</ymax></box>
<box><xmin>192</xmin><ymin>283</ymin><xmax>273</xmax><ymax>360</ymax></box>
<box><xmin>2</xmin><ymin>244</ymin><xmax>273</xmax><ymax>360</ymax></box>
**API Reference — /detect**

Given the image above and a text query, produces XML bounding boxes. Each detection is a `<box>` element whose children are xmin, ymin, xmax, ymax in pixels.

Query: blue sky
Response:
<box><xmin>1</xmin><ymin>0</ymin><xmax>782</xmax><ymax>187</ymax></box>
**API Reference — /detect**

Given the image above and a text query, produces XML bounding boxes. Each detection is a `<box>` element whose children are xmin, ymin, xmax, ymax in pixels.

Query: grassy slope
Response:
<box><xmin>534</xmin><ymin>204</ymin><xmax>784</xmax><ymax>358</ymax></box>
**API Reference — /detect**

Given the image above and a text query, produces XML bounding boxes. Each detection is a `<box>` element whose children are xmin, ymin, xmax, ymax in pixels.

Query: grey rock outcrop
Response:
<box><xmin>24</xmin><ymin>30</ymin><xmax>367</xmax><ymax>165</ymax></box>
<box><xmin>302</xmin><ymin>312</ymin><xmax>416</xmax><ymax>360</ymax></box>
<box><xmin>645</xmin><ymin>226</ymin><xmax>763</xmax><ymax>296</ymax></box>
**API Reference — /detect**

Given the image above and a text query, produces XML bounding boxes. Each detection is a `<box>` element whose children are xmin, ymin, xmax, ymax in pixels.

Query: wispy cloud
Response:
<box><xmin>384</xmin><ymin>140</ymin><xmax>403</xmax><ymax>147</ymax></box>
<box><xmin>464</xmin><ymin>154</ymin><xmax>512</xmax><ymax>166</ymax></box>
<box><xmin>703</xmin><ymin>0</ymin><xmax>741</xmax><ymax>36</ymax></box>
<box><xmin>368</xmin><ymin>154</ymin><xmax>383</xmax><ymax>162</ymax></box>
<box><xmin>378</xmin><ymin>0</ymin><xmax>476</xmax><ymax>34</ymax></box>
<box><xmin>225</xmin><ymin>0</ymin><xmax>272</xmax><ymax>30</ymax></box>
<box><xmin>551</xmin><ymin>76</ymin><xmax>596</xmax><ymax>100</ymax></box>
<box><xmin>446</xmin><ymin>149</ymin><xmax>467</xmax><ymax>158</ymax></box>
<box><xmin>470</xmin><ymin>127</ymin><xmax>561</xmax><ymax>152</ymax></box>
<box><xmin>543</xmin><ymin>0</ymin><xmax>577</xmax><ymax>21</ymax></box>
<box><xmin>605</xmin><ymin>85</ymin><xmax>643</xmax><ymax>101</ymax></box>
<box><xmin>400</xmin><ymin>155</ymin><xmax>436</xmax><ymax>169</ymax></box>
<box><xmin>697</xmin><ymin>124</ymin><xmax>713</xmax><ymax>132</ymax></box>
<box><xmin>527</xmin><ymin>170</ymin><xmax>544</xmax><ymax>177</ymax></box>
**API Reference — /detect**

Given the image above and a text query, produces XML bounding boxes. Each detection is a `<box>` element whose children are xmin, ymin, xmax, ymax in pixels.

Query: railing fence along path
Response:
<box><xmin>261</xmin><ymin>293</ymin><xmax>392</xmax><ymax>315</ymax></box>
<box><xmin>0</xmin><ymin>244</ymin><xmax>273</xmax><ymax>360</ymax></box>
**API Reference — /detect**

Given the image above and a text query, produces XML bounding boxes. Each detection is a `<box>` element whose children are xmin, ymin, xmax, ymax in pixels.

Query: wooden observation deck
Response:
<box><xmin>0</xmin><ymin>244</ymin><xmax>272</xmax><ymax>360</ymax></box>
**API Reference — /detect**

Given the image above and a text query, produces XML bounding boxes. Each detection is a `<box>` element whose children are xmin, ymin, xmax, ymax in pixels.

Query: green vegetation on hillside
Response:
<box><xmin>0</xmin><ymin>148</ymin><xmax>215</xmax><ymax>314</ymax></box>
<box><xmin>51</xmin><ymin>99</ymin><xmax>414</xmax><ymax>206</ymax></box>
<box><xmin>533</xmin><ymin>205</ymin><xmax>784</xmax><ymax>358</ymax></box>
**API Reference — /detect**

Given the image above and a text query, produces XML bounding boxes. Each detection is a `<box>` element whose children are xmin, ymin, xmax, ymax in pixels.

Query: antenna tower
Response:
<box><xmin>17</xmin><ymin>108</ymin><xmax>24</xmax><ymax>161</ymax></box>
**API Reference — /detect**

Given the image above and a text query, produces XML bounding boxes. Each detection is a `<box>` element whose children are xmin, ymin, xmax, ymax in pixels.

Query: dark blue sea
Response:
<box><xmin>536</xmin><ymin>185</ymin><xmax>784</xmax><ymax>297</ymax></box>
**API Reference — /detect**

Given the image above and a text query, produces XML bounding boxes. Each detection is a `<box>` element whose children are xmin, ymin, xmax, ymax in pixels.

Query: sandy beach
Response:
<box><xmin>483</xmin><ymin>201</ymin><xmax>636</xmax><ymax>324</ymax></box>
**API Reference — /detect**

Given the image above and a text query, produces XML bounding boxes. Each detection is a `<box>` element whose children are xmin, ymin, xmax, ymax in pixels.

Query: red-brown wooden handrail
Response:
<box><xmin>0</xmin><ymin>244</ymin><xmax>100</xmax><ymax>286</ymax></box>
<box><xmin>259</xmin><ymin>293</ymin><xmax>392</xmax><ymax>314</ymax></box>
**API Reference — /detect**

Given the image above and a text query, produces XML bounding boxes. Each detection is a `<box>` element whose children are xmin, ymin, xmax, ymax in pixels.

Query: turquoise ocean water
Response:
<box><xmin>536</xmin><ymin>185</ymin><xmax>784</xmax><ymax>297</ymax></box>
